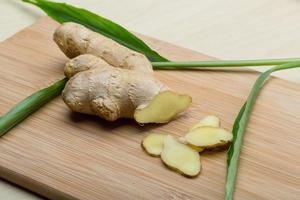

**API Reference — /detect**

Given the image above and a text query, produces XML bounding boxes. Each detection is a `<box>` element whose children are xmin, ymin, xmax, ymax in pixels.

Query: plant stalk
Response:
<box><xmin>151</xmin><ymin>58</ymin><xmax>300</xmax><ymax>69</ymax></box>
<box><xmin>225</xmin><ymin>61</ymin><xmax>300</xmax><ymax>200</ymax></box>
<box><xmin>0</xmin><ymin>78</ymin><xmax>67</xmax><ymax>137</ymax></box>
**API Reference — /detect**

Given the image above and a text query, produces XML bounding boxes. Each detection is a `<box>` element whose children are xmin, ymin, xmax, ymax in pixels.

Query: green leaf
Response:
<box><xmin>22</xmin><ymin>0</ymin><xmax>168</xmax><ymax>62</ymax></box>
<box><xmin>152</xmin><ymin>58</ymin><xmax>300</xmax><ymax>69</ymax></box>
<box><xmin>0</xmin><ymin>78</ymin><xmax>67</xmax><ymax>137</ymax></box>
<box><xmin>225</xmin><ymin>61</ymin><xmax>300</xmax><ymax>200</ymax></box>
<box><xmin>23</xmin><ymin>0</ymin><xmax>300</xmax><ymax>69</ymax></box>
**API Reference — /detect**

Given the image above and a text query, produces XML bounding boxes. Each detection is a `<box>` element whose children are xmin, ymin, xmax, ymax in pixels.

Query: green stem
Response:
<box><xmin>225</xmin><ymin>61</ymin><xmax>300</xmax><ymax>200</ymax></box>
<box><xmin>151</xmin><ymin>58</ymin><xmax>300</xmax><ymax>69</ymax></box>
<box><xmin>0</xmin><ymin>78</ymin><xmax>67</xmax><ymax>137</ymax></box>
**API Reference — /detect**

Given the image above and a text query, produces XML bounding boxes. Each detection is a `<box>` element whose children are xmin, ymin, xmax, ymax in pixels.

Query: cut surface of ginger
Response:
<box><xmin>189</xmin><ymin>144</ymin><xmax>205</xmax><ymax>153</ymax></box>
<box><xmin>134</xmin><ymin>91</ymin><xmax>192</xmax><ymax>123</ymax></box>
<box><xmin>185</xmin><ymin>127</ymin><xmax>233</xmax><ymax>148</ymax></box>
<box><xmin>161</xmin><ymin>135</ymin><xmax>201</xmax><ymax>177</ymax></box>
<box><xmin>142</xmin><ymin>133</ymin><xmax>166</xmax><ymax>156</ymax></box>
<box><xmin>178</xmin><ymin>137</ymin><xmax>205</xmax><ymax>153</ymax></box>
<box><xmin>190</xmin><ymin>115</ymin><xmax>220</xmax><ymax>131</ymax></box>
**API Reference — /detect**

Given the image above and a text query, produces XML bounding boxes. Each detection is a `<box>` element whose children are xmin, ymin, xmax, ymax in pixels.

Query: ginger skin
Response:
<box><xmin>54</xmin><ymin>23</ymin><xmax>191</xmax><ymax>123</ymax></box>
<box><xmin>54</xmin><ymin>22</ymin><xmax>153</xmax><ymax>73</ymax></box>
<box><xmin>63</xmin><ymin>54</ymin><xmax>168</xmax><ymax>121</ymax></box>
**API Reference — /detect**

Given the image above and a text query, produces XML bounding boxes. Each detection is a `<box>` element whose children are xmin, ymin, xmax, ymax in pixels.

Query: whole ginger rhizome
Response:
<box><xmin>54</xmin><ymin>22</ymin><xmax>191</xmax><ymax>124</ymax></box>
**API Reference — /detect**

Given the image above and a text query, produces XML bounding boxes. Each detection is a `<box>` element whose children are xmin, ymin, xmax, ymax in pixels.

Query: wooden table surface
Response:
<box><xmin>0</xmin><ymin>0</ymin><xmax>300</xmax><ymax>199</ymax></box>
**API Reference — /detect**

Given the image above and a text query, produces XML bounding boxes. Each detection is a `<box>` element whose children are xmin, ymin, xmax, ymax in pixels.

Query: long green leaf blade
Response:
<box><xmin>225</xmin><ymin>61</ymin><xmax>300</xmax><ymax>200</ymax></box>
<box><xmin>152</xmin><ymin>58</ymin><xmax>300</xmax><ymax>69</ymax></box>
<box><xmin>0</xmin><ymin>78</ymin><xmax>67</xmax><ymax>137</ymax></box>
<box><xmin>23</xmin><ymin>0</ymin><xmax>167</xmax><ymax>62</ymax></box>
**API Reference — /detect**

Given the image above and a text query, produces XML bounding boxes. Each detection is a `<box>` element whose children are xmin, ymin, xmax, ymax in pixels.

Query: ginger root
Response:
<box><xmin>161</xmin><ymin>135</ymin><xmax>201</xmax><ymax>177</ymax></box>
<box><xmin>54</xmin><ymin>23</ymin><xmax>191</xmax><ymax>123</ymax></box>
<box><xmin>142</xmin><ymin>133</ymin><xmax>166</xmax><ymax>156</ymax></box>
<box><xmin>185</xmin><ymin>127</ymin><xmax>233</xmax><ymax>149</ymax></box>
<box><xmin>54</xmin><ymin>22</ymin><xmax>153</xmax><ymax>73</ymax></box>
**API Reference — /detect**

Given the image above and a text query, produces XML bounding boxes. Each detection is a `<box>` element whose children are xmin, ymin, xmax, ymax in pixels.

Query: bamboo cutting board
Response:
<box><xmin>0</xmin><ymin>17</ymin><xmax>300</xmax><ymax>200</ymax></box>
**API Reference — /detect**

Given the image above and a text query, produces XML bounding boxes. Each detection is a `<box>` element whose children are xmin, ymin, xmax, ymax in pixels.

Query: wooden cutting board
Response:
<box><xmin>0</xmin><ymin>17</ymin><xmax>299</xmax><ymax>200</ymax></box>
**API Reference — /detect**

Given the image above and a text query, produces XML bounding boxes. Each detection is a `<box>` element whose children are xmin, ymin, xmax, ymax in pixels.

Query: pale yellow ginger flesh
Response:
<box><xmin>187</xmin><ymin>115</ymin><xmax>220</xmax><ymax>152</ymax></box>
<box><xmin>142</xmin><ymin>133</ymin><xmax>166</xmax><ymax>156</ymax></box>
<box><xmin>178</xmin><ymin>137</ymin><xmax>205</xmax><ymax>153</ymax></box>
<box><xmin>142</xmin><ymin>116</ymin><xmax>229</xmax><ymax>178</ymax></box>
<box><xmin>190</xmin><ymin>115</ymin><xmax>220</xmax><ymax>131</ymax></box>
<box><xmin>161</xmin><ymin>135</ymin><xmax>201</xmax><ymax>177</ymax></box>
<box><xmin>188</xmin><ymin>144</ymin><xmax>205</xmax><ymax>153</ymax></box>
<box><xmin>185</xmin><ymin>127</ymin><xmax>233</xmax><ymax>148</ymax></box>
<box><xmin>54</xmin><ymin>23</ymin><xmax>192</xmax><ymax>123</ymax></box>
<box><xmin>134</xmin><ymin>91</ymin><xmax>192</xmax><ymax>123</ymax></box>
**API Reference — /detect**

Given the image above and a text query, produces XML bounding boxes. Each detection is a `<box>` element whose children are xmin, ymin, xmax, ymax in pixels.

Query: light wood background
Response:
<box><xmin>0</xmin><ymin>17</ymin><xmax>300</xmax><ymax>200</ymax></box>
<box><xmin>1</xmin><ymin>0</ymin><xmax>300</xmax><ymax>199</ymax></box>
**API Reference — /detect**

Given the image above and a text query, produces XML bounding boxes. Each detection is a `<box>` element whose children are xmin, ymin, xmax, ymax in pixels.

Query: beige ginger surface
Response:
<box><xmin>54</xmin><ymin>22</ymin><xmax>153</xmax><ymax>73</ymax></box>
<box><xmin>55</xmin><ymin>23</ymin><xmax>191</xmax><ymax>123</ymax></box>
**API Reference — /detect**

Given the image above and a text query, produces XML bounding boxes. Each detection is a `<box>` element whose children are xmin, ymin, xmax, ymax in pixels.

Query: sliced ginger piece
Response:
<box><xmin>190</xmin><ymin>115</ymin><xmax>220</xmax><ymax>131</ymax></box>
<box><xmin>185</xmin><ymin>127</ymin><xmax>233</xmax><ymax>149</ymax></box>
<box><xmin>188</xmin><ymin>144</ymin><xmax>205</xmax><ymax>153</ymax></box>
<box><xmin>134</xmin><ymin>91</ymin><xmax>192</xmax><ymax>123</ymax></box>
<box><xmin>142</xmin><ymin>133</ymin><xmax>166</xmax><ymax>156</ymax></box>
<box><xmin>161</xmin><ymin>135</ymin><xmax>201</xmax><ymax>177</ymax></box>
<box><xmin>178</xmin><ymin>137</ymin><xmax>205</xmax><ymax>153</ymax></box>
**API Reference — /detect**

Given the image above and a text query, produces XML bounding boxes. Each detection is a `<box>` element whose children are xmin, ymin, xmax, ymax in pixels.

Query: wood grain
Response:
<box><xmin>0</xmin><ymin>17</ymin><xmax>299</xmax><ymax>200</ymax></box>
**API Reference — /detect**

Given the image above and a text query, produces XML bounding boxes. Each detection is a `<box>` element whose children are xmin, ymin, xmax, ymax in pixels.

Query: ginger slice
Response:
<box><xmin>161</xmin><ymin>135</ymin><xmax>201</xmax><ymax>177</ymax></box>
<box><xmin>142</xmin><ymin>133</ymin><xmax>166</xmax><ymax>156</ymax></box>
<box><xmin>188</xmin><ymin>144</ymin><xmax>205</xmax><ymax>153</ymax></box>
<box><xmin>190</xmin><ymin>115</ymin><xmax>220</xmax><ymax>131</ymax></box>
<box><xmin>185</xmin><ymin>127</ymin><xmax>233</xmax><ymax>148</ymax></box>
<box><xmin>178</xmin><ymin>137</ymin><xmax>205</xmax><ymax>153</ymax></box>
<box><xmin>134</xmin><ymin>91</ymin><xmax>192</xmax><ymax>123</ymax></box>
